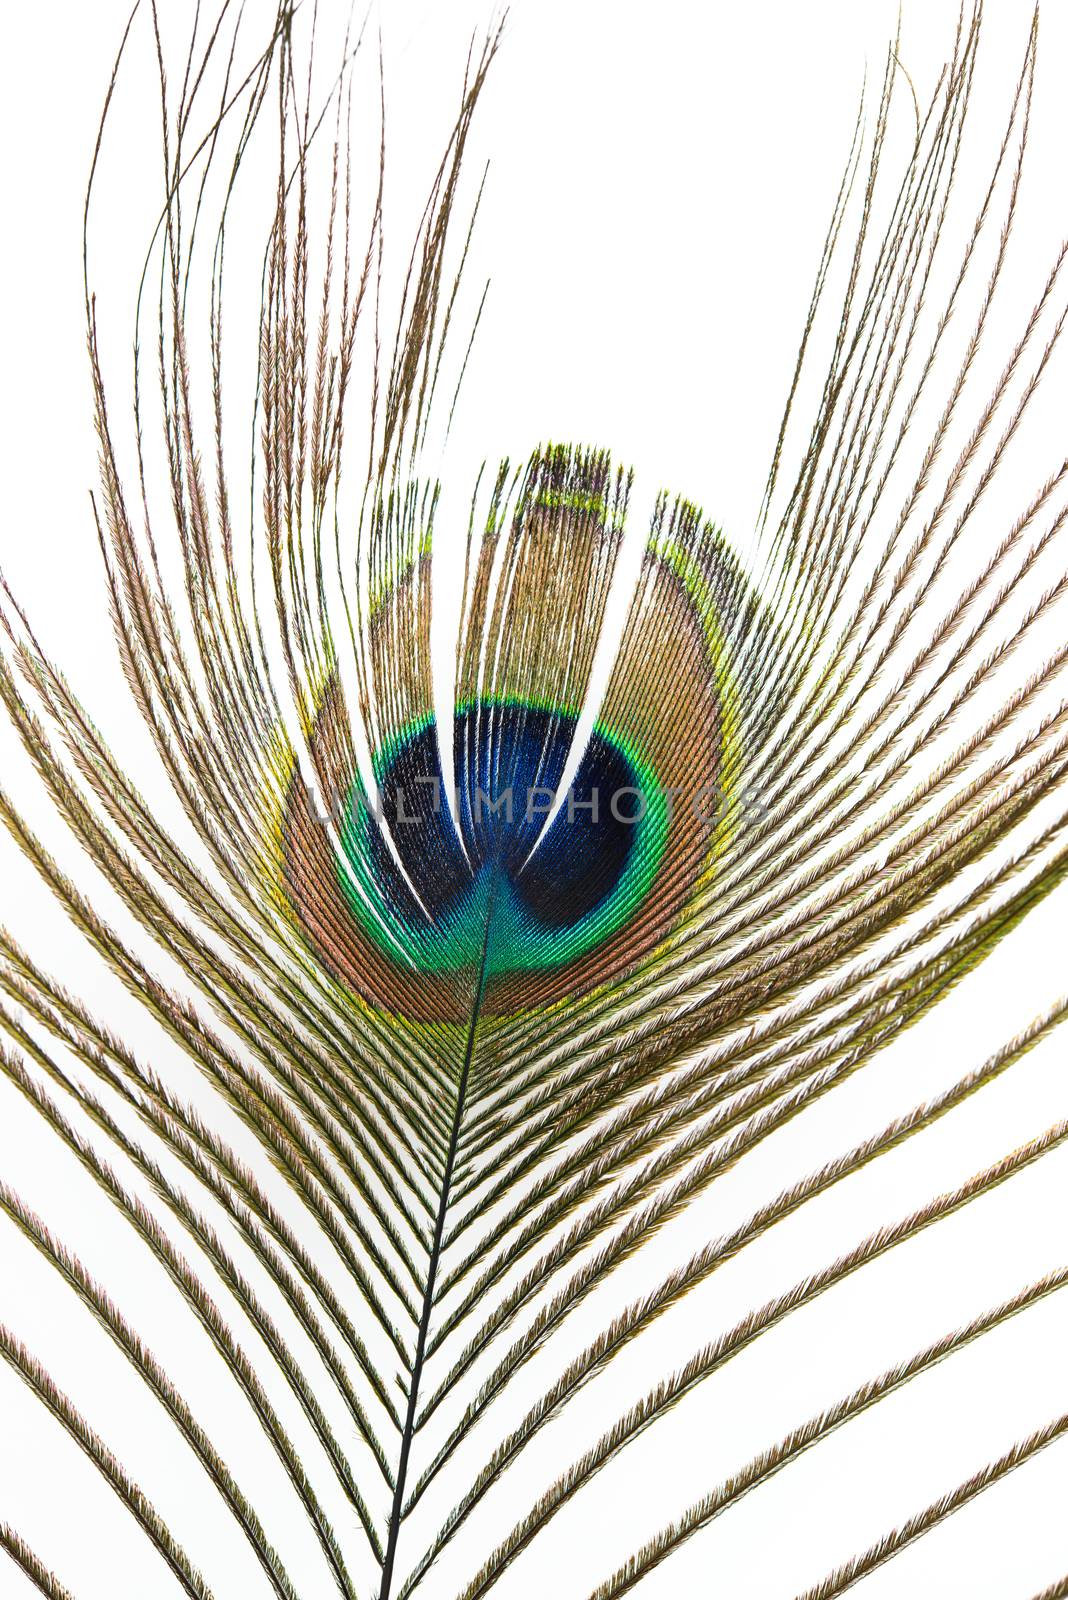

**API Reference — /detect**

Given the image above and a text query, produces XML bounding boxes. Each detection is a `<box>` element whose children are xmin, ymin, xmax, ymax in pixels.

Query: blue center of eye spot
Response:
<box><xmin>336</xmin><ymin>701</ymin><xmax>670</xmax><ymax>979</ymax></box>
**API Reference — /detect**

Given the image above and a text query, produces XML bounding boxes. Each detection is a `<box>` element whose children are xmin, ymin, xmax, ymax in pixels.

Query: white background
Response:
<box><xmin>0</xmin><ymin>2</ymin><xmax>1067</xmax><ymax>1597</ymax></box>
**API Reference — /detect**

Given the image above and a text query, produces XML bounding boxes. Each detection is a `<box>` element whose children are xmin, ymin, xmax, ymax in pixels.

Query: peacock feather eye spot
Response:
<box><xmin>333</xmin><ymin>703</ymin><xmax>669</xmax><ymax>996</ymax></box>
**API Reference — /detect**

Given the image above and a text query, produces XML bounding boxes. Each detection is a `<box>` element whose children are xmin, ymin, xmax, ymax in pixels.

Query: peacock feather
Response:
<box><xmin>1</xmin><ymin>1</ymin><xmax>1068</xmax><ymax>1596</ymax></box>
